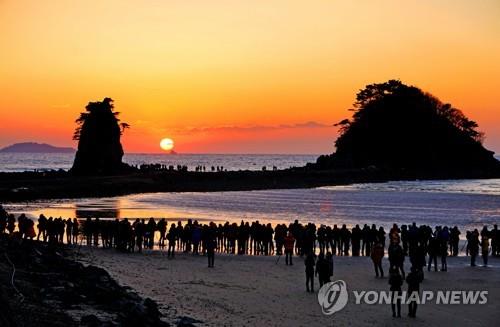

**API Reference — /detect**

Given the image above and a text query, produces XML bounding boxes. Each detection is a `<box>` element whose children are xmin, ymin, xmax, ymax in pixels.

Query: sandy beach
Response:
<box><xmin>78</xmin><ymin>248</ymin><xmax>500</xmax><ymax>327</ymax></box>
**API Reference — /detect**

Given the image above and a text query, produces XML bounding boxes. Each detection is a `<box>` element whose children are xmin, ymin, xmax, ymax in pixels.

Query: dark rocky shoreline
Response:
<box><xmin>0</xmin><ymin>236</ymin><xmax>193</xmax><ymax>327</ymax></box>
<box><xmin>1</xmin><ymin>167</ymin><xmax>500</xmax><ymax>202</ymax></box>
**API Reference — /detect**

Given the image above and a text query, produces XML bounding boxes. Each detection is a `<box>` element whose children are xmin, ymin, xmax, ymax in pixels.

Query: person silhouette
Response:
<box><xmin>206</xmin><ymin>235</ymin><xmax>216</xmax><ymax>268</ymax></box>
<box><xmin>469</xmin><ymin>229</ymin><xmax>480</xmax><ymax>266</ymax></box>
<box><xmin>167</xmin><ymin>224</ymin><xmax>177</xmax><ymax>258</ymax></box>
<box><xmin>284</xmin><ymin>232</ymin><xmax>295</xmax><ymax>266</ymax></box>
<box><xmin>305</xmin><ymin>252</ymin><xmax>315</xmax><ymax>293</ymax></box>
<box><xmin>388</xmin><ymin>236</ymin><xmax>405</xmax><ymax>279</ymax></box>
<box><xmin>371</xmin><ymin>241</ymin><xmax>385</xmax><ymax>278</ymax></box>
<box><xmin>389</xmin><ymin>266</ymin><xmax>403</xmax><ymax>318</ymax></box>
<box><xmin>315</xmin><ymin>253</ymin><xmax>330</xmax><ymax>287</ymax></box>
<box><xmin>406</xmin><ymin>266</ymin><xmax>424</xmax><ymax>318</ymax></box>
<box><xmin>325</xmin><ymin>251</ymin><xmax>334</xmax><ymax>280</ymax></box>
<box><xmin>427</xmin><ymin>235</ymin><xmax>439</xmax><ymax>272</ymax></box>
<box><xmin>481</xmin><ymin>236</ymin><xmax>490</xmax><ymax>267</ymax></box>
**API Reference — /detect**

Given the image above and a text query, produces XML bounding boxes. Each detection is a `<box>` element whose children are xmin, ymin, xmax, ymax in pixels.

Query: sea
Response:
<box><xmin>0</xmin><ymin>153</ymin><xmax>317</xmax><ymax>172</ymax></box>
<box><xmin>1</xmin><ymin>153</ymin><xmax>500</xmax><ymax>235</ymax></box>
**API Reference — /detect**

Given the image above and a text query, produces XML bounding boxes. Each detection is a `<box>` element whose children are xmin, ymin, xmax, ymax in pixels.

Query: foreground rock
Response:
<box><xmin>0</xmin><ymin>236</ymin><xmax>169</xmax><ymax>327</ymax></box>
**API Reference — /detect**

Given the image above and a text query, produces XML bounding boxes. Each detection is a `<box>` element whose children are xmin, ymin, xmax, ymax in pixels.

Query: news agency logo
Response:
<box><xmin>317</xmin><ymin>280</ymin><xmax>349</xmax><ymax>315</ymax></box>
<box><xmin>318</xmin><ymin>280</ymin><xmax>488</xmax><ymax>316</ymax></box>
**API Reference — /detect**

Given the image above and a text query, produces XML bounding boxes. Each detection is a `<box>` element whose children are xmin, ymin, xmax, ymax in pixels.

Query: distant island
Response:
<box><xmin>0</xmin><ymin>142</ymin><xmax>74</xmax><ymax>153</ymax></box>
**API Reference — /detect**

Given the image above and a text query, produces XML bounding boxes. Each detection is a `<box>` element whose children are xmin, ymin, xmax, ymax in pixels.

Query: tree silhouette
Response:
<box><xmin>316</xmin><ymin>80</ymin><xmax>498</xmax><ymax>171</ymax></box>
<box><xmin>71</xmin><ymin>98</ymin><xmax>131</xmax><ymax>175</ymax></box>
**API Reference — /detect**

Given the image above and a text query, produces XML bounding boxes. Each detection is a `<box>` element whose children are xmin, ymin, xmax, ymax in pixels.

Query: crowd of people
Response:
<box><xmin>135</xmin><ymin>163</ymin><xmax>279</xmax><ymax>173</ymax></box>
<box><xmin>135</xmin><ymin>163</ymin><xmax>228</xmax><ymax>173</ymax></box>
<box><xmin>1</xmin><ymin>204</ymin><xmax>498</xmax><ymax>318</ymax></box>
<box><xmin>1</xmin><ymin>206</ymin><xmax>498</xmax><ymax>264</ymax></box>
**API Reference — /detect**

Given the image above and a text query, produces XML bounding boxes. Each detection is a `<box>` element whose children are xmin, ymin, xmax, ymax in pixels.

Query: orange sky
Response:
<box><xmin>1</xmin><ymin>0</ymin><xmax>499</xmax><ymax>154</ymax></box>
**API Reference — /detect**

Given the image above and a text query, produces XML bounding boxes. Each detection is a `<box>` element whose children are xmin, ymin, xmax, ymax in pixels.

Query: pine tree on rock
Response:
<box><xmin>316</xmin><ymin>80</ymin><xmax>499</xmax><ymax>172</ymax></box>
<box><xmin>71</xmin><ymin>98</ymin><xmax>131</xmax><ymax>175</ymax></box>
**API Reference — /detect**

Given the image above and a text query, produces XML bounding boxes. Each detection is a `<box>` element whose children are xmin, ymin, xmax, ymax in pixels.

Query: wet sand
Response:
<box><xmin>79</xmin><ymin>248</ymin><xmax>500</xmax><ymax>327</ymax></box>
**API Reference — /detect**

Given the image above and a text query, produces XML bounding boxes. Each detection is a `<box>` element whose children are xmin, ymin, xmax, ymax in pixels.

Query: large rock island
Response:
<box><xmin>314</xmin><ymin>80</ymin><xmax>499</xmax><ymax>173</ymax></box>
<box><xmin>71</xmin><ymin>98</ymin><xmax>133</xmax><ymax>175</ymax></box>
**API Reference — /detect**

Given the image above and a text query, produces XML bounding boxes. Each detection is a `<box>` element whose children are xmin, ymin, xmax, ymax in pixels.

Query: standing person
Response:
<box><xmin>492</xmin><ymin>225</ymin><xmax>499</xmax><ymax>256</ymax></box>
<box><xmin>72</xmin><ymin>218</ymin><xmax>79</xmax><ymax>244</ymax></box>
<box><xmin>37</xmin><ymin>214</ymin><xmax>47</xmax><ymax>241</ymax></box>
<box><xmin>167</xmin><ymin>224</ymin><xmax>177</xmax><ymax>258</ymax></box>
<box><xmin>378</xmin><ymin>227</ymin><xmax>387</xmax><ymax>248</ymax></box>
<box><xmin>439</xmin><ymin>227</ymin><xmax>449</xmax><ymax>271</ymax></box>
<box><xmin>388</xmin><ymin>266</ymin><xmax>403</xmax><ymax>318</ymax></box>
<box><xmin>351</xmin><ymin>225</ymin><xmax>362</xmax><ymax>256</ymax></box>
<box><xmin>388</xmin><ymin>237</ymin><xmax>405</xmax><ymax>279</ymax></box>
<box><xmin>7</xmin><ymin>214</ymin><xmax>16</xmax><ymax>235</ymax></box>
<box><xmin>92</xmin><ymin>218</ymin><xmax>100</xmax><ymax>247</ymax></box>
<box><xmin>192</xmin><ymin>221</ymin><xmax>202</xmax><ymax>255</ymax></box>
<box><xmin>135</xmin><ymin>219</ymin><xmax>145</xmax><ymax>253</ymax></box>
<box><xmin>315</xmin><ymin>253</ymin><xmax>330</xmax><ymax>287</ymax></box>
<box><xmin>157</xmin><ymin>218</ymin><xmax>167</xmax><ymax>249</ymax></box>
<box><xmin>469</xmin><ymin>229</ymin><xmax>480</xmax><ymax>266</ymax></box>
<box><xmin>305</xmin><ymin>252</ymin><xmax>316</xmax><ymax>293</ymax></box>
<box><xmin>427</xmin><ymin>236</ymin><xmax>439</xmax><ymax>272</ymax></box>
<box><xmin>83</xmin><ymin>218</ymin><xmax>92</xmax><ymax>246</ymax></box>
<box><xmin>284</xmin><ymin>232</ymin><xmax>295</xmax><ymax>266</ymax></box>
<box><xmin>65</xmin><ymin>218</ymin><xmax>73</xmax><ymax>244</ymax></box>
<box><xmin>25</xmin><ymin>219</ymin><xmax>36</xmax><ymax>240</ymax></box>
<box><xmin>146</xmin><ymin>218</ymin><xmax>157</xmax><ymax>249</ymax></box>
<box><xmin>401</xmin><ymin>225</ymin><xmax>409</xmax><ymax>255</ymax></box>
<box><xmin>325</xmin><ymin>251</ymin><xmax>334</xmax><ymax>280</ymax></box>
<box><xmin>450</xmin><ymin>226</ymin><xmax>461</xmax><ymax>256</ymax></box>
<box><xmin>481</xmin><ymin>236</ymin><xmax>490</xmax><ymax>267</ymax></box>
<box><xmin>206</xmin><ymin>235</ymin><xmax>216</xmax><ymax>268</ymax></box>
<box><xmin>371</xmin><ymin>241</ymin><xmax>385</xmax><ymax>278</ymax></box>
<box><xmin>406</xmin><ymin>266</ymin><xmax>424</xmax><ymax>318</ymax></box>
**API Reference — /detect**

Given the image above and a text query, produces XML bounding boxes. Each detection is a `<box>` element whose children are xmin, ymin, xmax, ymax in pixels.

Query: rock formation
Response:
<box><xmin>315</xmin><ymin>80</ymin><xmax>499</xmax><ymax>172</ymax></box>
<box><xmin>71</xmin><ymin>98</ymin><xmax>131</xmax><ymax>175</ymax></box>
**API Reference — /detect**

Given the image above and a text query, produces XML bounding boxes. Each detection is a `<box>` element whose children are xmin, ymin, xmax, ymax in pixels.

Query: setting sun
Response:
<box><xmin>160</xmin><ymin>138</ymin><xmax>174</xmax><ymax>151</ymax></box>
